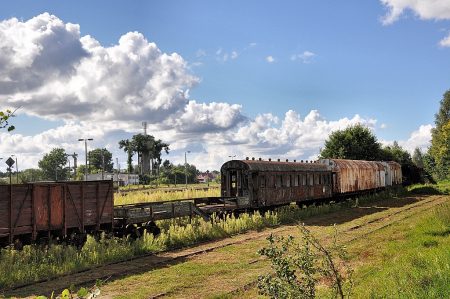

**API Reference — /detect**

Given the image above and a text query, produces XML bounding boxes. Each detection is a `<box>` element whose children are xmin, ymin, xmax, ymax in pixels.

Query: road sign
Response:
<box><xmin>5</xmin><ymin>157</ymin><xmax>14</xmax><ymax>168</ymax></box>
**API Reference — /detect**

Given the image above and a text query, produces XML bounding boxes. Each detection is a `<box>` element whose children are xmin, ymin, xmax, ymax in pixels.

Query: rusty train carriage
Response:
<box><xmin>221</xmin><ymin>159</ymin><xmax>333</xmax><ymax>207</ymax></box>
<box><xmin>0</xmin><ymin>181</ymin><xmax>113</xmax><ymax>246</ymax></box>
<box><xmin>1</xmin><ymin>158</ymin><xmax>403</xmax><ymax>247</ymax></box>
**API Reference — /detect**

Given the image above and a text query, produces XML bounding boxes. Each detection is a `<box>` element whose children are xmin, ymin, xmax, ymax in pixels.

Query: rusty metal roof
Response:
<box><xmin>321</xmin><ymin>159</ymin><xmax>387</xmax><ymax>171</ymax></box>
<box><xmin>221</xmin><ymin>159</ymin><xmax>329</xmax><ymax>172</ymax></box>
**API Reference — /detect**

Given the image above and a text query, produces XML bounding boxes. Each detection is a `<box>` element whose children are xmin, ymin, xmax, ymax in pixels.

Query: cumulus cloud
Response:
<box><xmin>290</xmin><ymin>51</ymin><xmax>316</xmax><ymax>63</ymax></box>
<box><xmin>0</xmin><ymin>13</ymin><xmax>89</xmax><ymax>95</ymax></box>
<box><xmin>165</xmin><ymin>100</ymin><xmax>245</xmax><ymax>133</ymax></box>
<box><xmin>266</xmin><ymin>55</ymin><xmax>275</xmax><ymax>63</ymax></box>
<box><xmin>439</xmin><ymin>33</ymin><xmax>450</xmax><ymax>47</ymax></box>
<box><xmin>380</xmin><ymin>0</ymin><xmax>450</xmax><ymax>25</ymax></box>
<box><xmin>1</xmin><ymin>13</ymin><xmax>200</xmax><ymax>123</ymax></box>
<box><xmin>398</xmin><ymin>124</ymin><xmax>433</xmax><ymax>152</ymax></box>
<box><xmin>200</xmin><ymin>110</ymin><xmax>378</xmax><ymax>165</ymax></box>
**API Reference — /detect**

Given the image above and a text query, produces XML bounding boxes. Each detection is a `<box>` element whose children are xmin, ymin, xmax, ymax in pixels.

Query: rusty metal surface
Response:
<box><xmin>321</xmin><ymin>159</ymin><xmax>387</xmax><ymax>194</ymax></box>
<box><xmin>221</xmin><ymin>159</ymin><xmax>329</xmax><ymax>173</ymax></box>
<box><xmin>386</xmin><ymin>161</ymin><xmax>402</xmax><ymax>185</ymax></box>
<box><xmin>0</xmin><ymin>181</ymin><xmax>113</xmax><ymax>245</ymax></box>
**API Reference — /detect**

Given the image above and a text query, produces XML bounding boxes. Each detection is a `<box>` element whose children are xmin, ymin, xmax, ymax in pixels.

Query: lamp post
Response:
<box><xmin>78</xmin><ymin>138</ymin><xmax>93</xmax><ymax>181</ymax></box>
<box><xmin>11</xmin><ymin>155</ymin><xmax>18</xmax><ymax>183</ymax></box>
<box><xmin>184</xmin><ymin>151</ymin><xmax>191</xmax><ymax>189</ymax></box>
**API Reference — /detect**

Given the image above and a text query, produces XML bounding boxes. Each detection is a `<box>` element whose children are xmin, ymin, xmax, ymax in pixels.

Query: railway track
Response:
<box><xmin>4</xmin><ymin>194</ymin><xmax>447</xmax><ymax>298</ymax></box>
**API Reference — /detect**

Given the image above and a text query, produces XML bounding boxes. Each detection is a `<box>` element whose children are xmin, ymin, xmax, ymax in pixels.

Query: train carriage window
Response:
<box><xmin>309</xmin><ymin>173</ymin><xmax>314</xmax><ymax>186</ymax></box>
<box><xmin>302</xmin><ymin>174</ymin><xmax>307</xmax><ymax>186</ymax></box>
<box><xmin>285</xmin><ymin>175</ymin><xmax>291</xmax><ymax>187</ymax></box>
<box><xmin>260</xmin><ymin>175</ymin><xmax>266</xmax><ymax>188</ymax></box>
<box><xmin>294</xmin><ymin>175</ymin><xmax>299</xmax><ymax>186</ymax></box>
<box><xmin>276</xmin><ymin>175</ymin><xmax>282</xmax><ymax>188</ymax></box>
<box><xmin>314</xmin><ymin>174</ymin><xmax>319</xmax><ymax>185</ymax></box>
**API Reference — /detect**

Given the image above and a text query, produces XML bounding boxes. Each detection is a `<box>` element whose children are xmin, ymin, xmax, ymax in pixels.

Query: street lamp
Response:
<box><xmin>185</xmin><ymin>151</ymin><xmax>191</xmax><ymax>189</ymax></box>
<box><xmin>11</xmin><ymin>155</ymin><xmax>18</xmax><ymax>183</ymax></box>
<box><xmin>78</xmin><ymin>138</ymin><xmax>93</xmax><ymax>181</ymax></box>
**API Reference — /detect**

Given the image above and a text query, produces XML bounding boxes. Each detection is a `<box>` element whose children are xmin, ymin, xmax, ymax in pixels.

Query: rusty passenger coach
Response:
<box><xmin>221</xmin><ymin>159</ymin><xmax>333</xmax><ymax>208</ymax></box>
<box><xmin>0</xmin><ymin>180</ymin><xmax>113</xmax><ymax>246</ymax></box>
<box><xmin>221</xmin><ymin>158</ymin><xmax>402</xmax><ymax>209</ymax></box>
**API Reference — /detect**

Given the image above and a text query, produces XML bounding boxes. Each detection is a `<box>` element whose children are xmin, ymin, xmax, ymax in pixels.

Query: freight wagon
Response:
<box><xmin>0</xmin><ymin>181</ymin><xmax>113</xmax><ymax>247</ymax></box>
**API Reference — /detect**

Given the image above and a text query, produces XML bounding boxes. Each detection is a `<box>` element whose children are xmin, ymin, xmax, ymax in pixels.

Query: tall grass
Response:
<box><xmin>114</xmin><ymin>188</ymin><xmax>220</xmax><ymax>205</ymax></box>
<box><xmin>0</xmin><ymin>188</ymin><xmax>404</xmax><ymax>289</ymax></box>
<box><xmin>349</xmin><ymin>201</ymin><xmax>450</xmax><ymax>298</ymax></box>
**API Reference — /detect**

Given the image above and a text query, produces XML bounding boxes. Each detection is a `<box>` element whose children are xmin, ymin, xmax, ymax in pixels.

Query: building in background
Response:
<box><xmin>84</xmin><ymin>173</ymin><xmax>139</xmax><ymax>186</ymax></box>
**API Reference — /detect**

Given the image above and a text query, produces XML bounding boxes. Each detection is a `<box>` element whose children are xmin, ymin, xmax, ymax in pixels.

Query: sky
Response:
<box><xmin>0</xmin><ymin>0</ymin><xmax>449</xmax><ymax>172</ymax></box>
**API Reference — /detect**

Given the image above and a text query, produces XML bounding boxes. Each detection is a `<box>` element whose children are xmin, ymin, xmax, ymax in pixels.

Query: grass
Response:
<box><xmin>0</xmin><ymin>188</ymin><xmax>403</xmax><ymax>290</ymax></box>
<box><xmin>341</xmin><ymin>202</ymin><xmax>450</xmax><ymax>298</ymax></box>
<box><xmin>0</xmin><ymin>185</ymin><xmax>430</xmax><ymax>291</ymax></box>
<box><xmin>118</xmin><ymin>182</ymin><xmax>219</xmax><ymax>191</ymax></box>
<box><xmin>114</xmin><ymin>188</ymin><xmax>220</xmax><ymax>205</ymax></box>
<box><xmin>407</xmin><ymin>179</ymin><xmax>450</xmax><ymax>195</ymax></box>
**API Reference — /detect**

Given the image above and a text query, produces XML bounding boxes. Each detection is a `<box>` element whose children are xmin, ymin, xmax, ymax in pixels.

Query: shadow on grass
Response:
<box><xmin>302</xmin><ymin>196</ymin><xmax>421</xmax><ymax>226</ymax></box>
<box><xmin>408</xmin><ymin>185</ymin><xmax>443</xmax><ymax>195</ymax></box>
<box><xmin>3</xmin><ymin>253</ymin><xmax>189</xmax><ymax>298</ymax></box>
<box><xmin>428</xmin><ymin>228</ymin><xmax>450</xmax><ymax>237</ymax></box>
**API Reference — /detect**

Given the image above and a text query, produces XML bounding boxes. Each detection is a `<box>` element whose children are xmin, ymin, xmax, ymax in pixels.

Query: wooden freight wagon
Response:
<box><xmin>0</xmin><ymin>180</ymin><xmax>113</xmax><ymax>247</ymax></box>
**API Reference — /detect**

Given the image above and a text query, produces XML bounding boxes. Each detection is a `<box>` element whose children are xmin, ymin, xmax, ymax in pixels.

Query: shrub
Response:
<box><xmin>257</xmin><ymin>225</ymin><xmax>353</xmax><ymax>299</ymax></box>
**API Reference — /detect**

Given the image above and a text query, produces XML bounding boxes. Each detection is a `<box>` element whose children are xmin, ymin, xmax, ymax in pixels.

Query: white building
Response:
<box><xmin>84</xmin><ymin>173</ymin><xmax>139</xmax><ymax>186</ymax></box>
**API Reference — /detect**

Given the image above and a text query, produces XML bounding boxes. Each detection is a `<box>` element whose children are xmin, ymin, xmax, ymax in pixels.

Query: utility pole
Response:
<box><xmin>101</xmin><ymin>150</ymin><xmax>105</xmax><ymax>180</ymax></box>
<box><xmin>185</xmin><ymin>150</ymin><xmax>191</xmax><ymax>189</ymax></box>
<box><xmin>78</xmin><ymin>138</ymin><xmax>93</xmax><ymax>181</ymax></box>
<box><xmin>11</xmin><ymin>155</ymin><xmax>18</xmax><ymax>183</ymax></box>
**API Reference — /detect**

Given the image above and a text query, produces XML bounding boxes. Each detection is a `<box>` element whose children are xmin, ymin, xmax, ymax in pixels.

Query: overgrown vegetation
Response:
<box><xmin>257</xmin><ymin>225</ymin><xmax>353</xmax><ymax>299</ymax></box>
<box><xmin>0</xmin><ymin>188</ymin><xmax>402</xmax><ymax>289</ymax></box>
<box><xmin>348</xmin><ymin>201</ymin><xmax>450</xmax><ymax>298</ymax></box>
<box><xmin>114</xmin><ymin>187</ymin><xmax>220</xmax><ymax>205</ymax></box>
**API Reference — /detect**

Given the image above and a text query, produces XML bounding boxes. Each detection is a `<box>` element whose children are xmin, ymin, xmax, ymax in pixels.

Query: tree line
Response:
<box><xmin>319</xmin><ymin>89</ymin><xmax>450</xmax><ymax>183</ymax></box>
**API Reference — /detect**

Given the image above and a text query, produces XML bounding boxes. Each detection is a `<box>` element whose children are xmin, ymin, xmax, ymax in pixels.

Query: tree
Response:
<box><xmin>0</xmin><ymin>109</ymin><xmax>16</xmax><ymax>131</ymax></box>
<box><xmin>88</xmin><ymin>148</ymin><xmax>114</xmax><ymax>173</ymax></box>
<box><xmin>412</xmin><ymin>148</ymin><xmax>424</xmax><ymax>168</ymax></box>
<box><xmin>320</xmin><ymin>124</ymin><xmax>384</xmax><ymax>161</ymax></box>
<box><xmin>119</xmin><ymin>139</ymin><xmax>134</xmax><ymax>173</ymax></box>
<box><xmin>381</xmin><ymin>141</ymin><xmax>413</xmax><ymax>165</ymax></box>
<box><xmin>38</xmin><ymin>148</ymin><xmax>69</xmax><ymax>181</ymax></box>
<box><xmin>119</xmin><ymin>134</ymin><xmax>169</xmax><ymax>175</ymax></box>
<box><xmin>429</xmin><ymin>90</ymin><xmax>450</xmax><ymax>180</ymax></box>
<box><xmin>20</xmin><ymin>168</ymin><xmax>45</xmax><ymax>183</ymax></box>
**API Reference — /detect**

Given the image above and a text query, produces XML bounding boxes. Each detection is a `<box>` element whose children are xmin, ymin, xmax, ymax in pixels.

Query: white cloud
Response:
<box><xmin>266</xmin><ymin>55</ymin><xmax>275</xmax><ymax>63</ymax></box>
<box><xmin>398</xmin><ymin>124</ymin><xmax>433</xmax><ymax>153</ymax></box>
<box><xmin>439</xmin><ymin>33</ymin><xmax>450</xmax><ymax>47</ymax></box>
<box><xmin>380</xmin><ymin>0</ymin><xmax>450</xmax><ymax>25</ymax></box>
<box><xmin>1</xmin><ymin>13</ymin><xmax>201</xmax><ymax>123</ymax></box>
<box><xmin>380</xmin><ymin>123</ymin><xmax>387</xmax><ymax>129</ymax></box>
<box><xmin>231</xmin><ymin>51</ymin><xmax>238</xmax><ymax>59</ymax></box>
<box><xmin>291</xmin><ymin>51</ymin><xmax>316</xmax><ymax>63</ymax></box>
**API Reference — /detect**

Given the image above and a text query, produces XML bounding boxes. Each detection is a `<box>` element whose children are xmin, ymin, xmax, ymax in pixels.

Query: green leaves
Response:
<box><xmin>0</xmin><ymin>108</ymin><xmax>17</xmax><ymax>132</ymax></box>
<box><xmin>320</xmin><ymin>124</ymin><xmax>384</xmax><ymax>161</ymax></box>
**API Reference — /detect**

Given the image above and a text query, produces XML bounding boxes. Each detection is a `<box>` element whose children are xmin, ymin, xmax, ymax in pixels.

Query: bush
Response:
<box><xmin>257</xmin><ymin>225</ymin><xmax>353</xmax><ymax>299</ymax></box>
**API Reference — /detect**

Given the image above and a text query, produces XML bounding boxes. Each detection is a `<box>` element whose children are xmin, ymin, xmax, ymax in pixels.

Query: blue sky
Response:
<box><xmin>0</xmin><ymin>1</ymin><xmax>449</xmax><ymax>171</ymax></box>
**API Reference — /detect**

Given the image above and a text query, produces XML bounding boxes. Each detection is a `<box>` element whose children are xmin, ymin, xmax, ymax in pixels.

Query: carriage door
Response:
<box><xmin>229</xmin><ymin>170</ymin><xmax>238</xmax><ymax>196</ymax></box>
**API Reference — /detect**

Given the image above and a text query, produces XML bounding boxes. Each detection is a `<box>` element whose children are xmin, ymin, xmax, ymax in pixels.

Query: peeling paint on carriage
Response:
<box><xmin>320</xmin><ymin>159</ymin><xmax>391</xmax><ymax>194</ymax></box>
<box><xmin>221</xmin><ymin>160</ymin><xmax>333</xmax><ymax>207</ymax></box>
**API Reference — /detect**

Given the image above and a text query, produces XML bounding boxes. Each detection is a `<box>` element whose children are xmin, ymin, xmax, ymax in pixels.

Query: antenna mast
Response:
<box><xmin>142</xmin><ymin>121</ymin><xmax>147</xmax><ymax>135</ymax></box>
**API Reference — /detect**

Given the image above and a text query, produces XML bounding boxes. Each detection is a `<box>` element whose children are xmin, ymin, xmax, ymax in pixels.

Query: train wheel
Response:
<box><xmin>145</xmin><ymin>221</ymin><xmax>161</xmax><ymax>236</ymax></box>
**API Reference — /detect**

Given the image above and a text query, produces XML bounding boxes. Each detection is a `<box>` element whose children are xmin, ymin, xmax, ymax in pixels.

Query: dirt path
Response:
<box><xmin>5</xmin><ymin>195</ymin><xmax>448</xmax><ymax>298</ymax></box>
